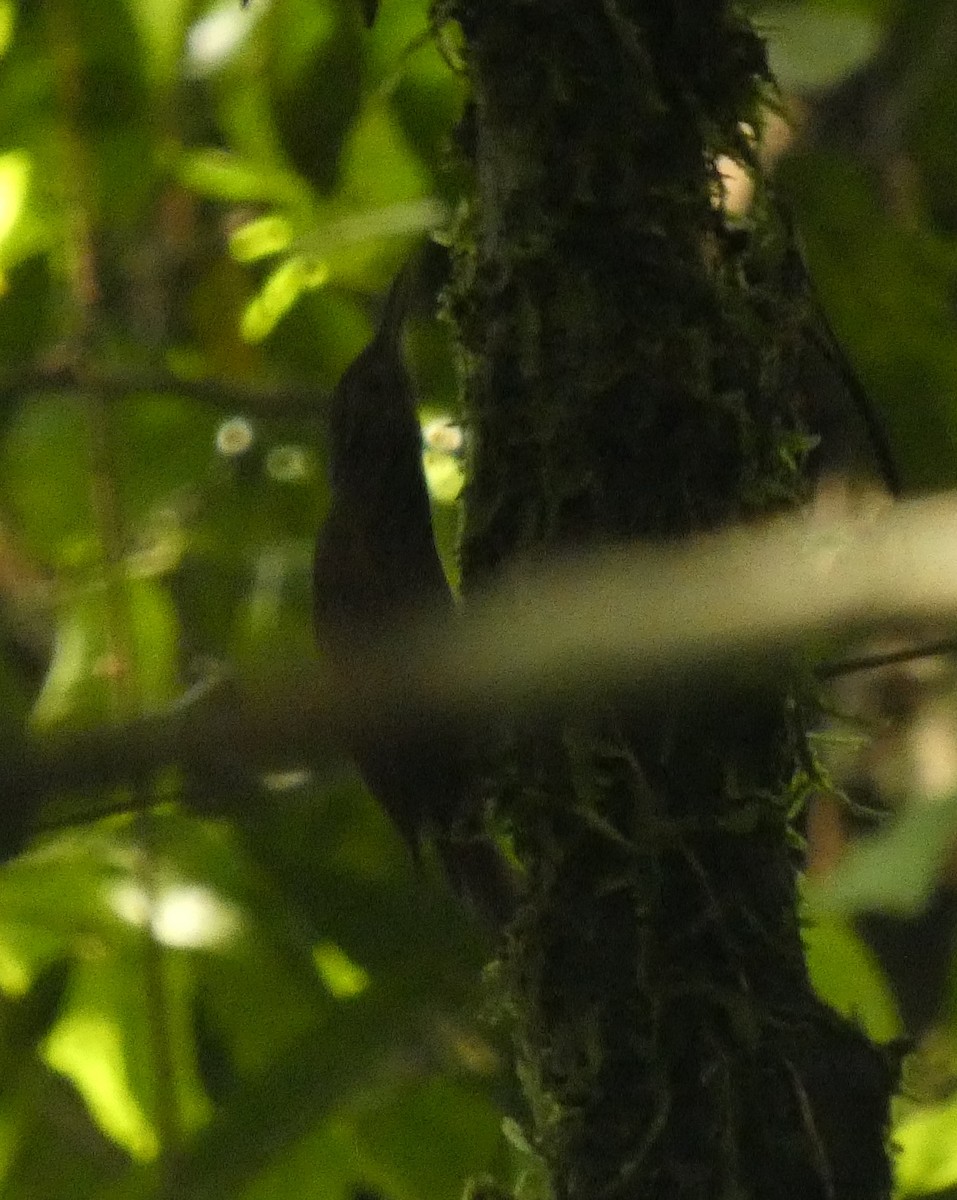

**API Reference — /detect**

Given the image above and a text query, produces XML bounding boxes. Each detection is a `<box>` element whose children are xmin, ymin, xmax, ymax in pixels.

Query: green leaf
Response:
<box><xmin>124</xmin><ymin>0</ymin><xmax>191</xmax><ymax>91</ymax></box>
<box><xmin>32</xmin><ymin>578</ymin><xmax>180</xmax><ymax>730</ymax></box>
<box><xmin>312</xmin><ymin>941</ymin><xmax>370</xmax><ymax>1000</ymax></box>
<box><xmin>339</xmin><ymin>101</ymin><xmax>432</xmax><ymax>218</ymax></box>
<box><xmin>895</xmin><ymin>1088</ymin><xmax>957</xmax><ymax>1196</ymax></box>
<box><xmin>240</xmin><ymin>256</ymin><xmax>330</xmax><ymax>343</ymax></box>
<box><xmin>756</xmin><ymin>4</ymin><xmax>881</xmax><ymax>91</ymax></box>
<box><xmin>177</xmin><ymin>148</ymin><xmax>309</xmax><ymax>208</ymax></box>
<box><xmin>268</xmin><ymin>6</ymin><xmax>364</xmax><ymax>193</ymax></box>
<box><xmin>0</xmin><ymin>0</ymin><xmax>14</xmax><ymax>59</ymax></box>
<box><xmin>229</xmin><ymin>214</ymin><xmax>295</xmax><ymax>263</ymax></box>
<box><xmin>0</xmin><ymin>149</ymin><xmax>29</xmax><ymax>251</ymax></box>
<box><xmin>779</xmin><ymin>152</ymin><xmax>957</xmax><ymax>493</ymax></box>
<box><xmin>44</xmin><ymin>962</ymin><xmax>166</xmax><ymax>1162</ymax></box>
<box><xmin>802</xmin><ymin>912</ymin><xmax>903</xmax><ymax>1043</ymax></box>
<box><xmin>808</xmin><ymin>795</ymin><xmax>957</xmax><ymax>919</ymax></box>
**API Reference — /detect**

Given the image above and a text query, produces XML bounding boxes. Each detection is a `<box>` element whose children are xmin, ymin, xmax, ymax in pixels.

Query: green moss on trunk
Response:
<box><xmin>447</xmin><ymin>2</ymin><xmax>897</xmax><ymax>1198</ymax></box>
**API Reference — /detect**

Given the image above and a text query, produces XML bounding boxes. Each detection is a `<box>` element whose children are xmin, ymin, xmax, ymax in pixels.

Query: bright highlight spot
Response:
<box><xmin>152</xmin><ymin>884</ymin><xmax>241</xmax><ymax>948</ymax></box>
<box><xmin>421</xmin><ymin>417</ymin><xmax>465</xmax><ymax>503</ymax></box>
<box><xmin>313</xmin><ymin>940</ymin><xmax>370</xmax><ymax>1000</ymax></box>
<box><xmin>186</xmin><ymin>2</ymin><xmax>258</xmax><ymax>77</ymax></box>
<box><xmin>261</xmin><ymin>768</ymin><xmax>312</xmax><ymax>791</ymax></box>
<box><xmin>0</xmin><ymin>150</ymin><xmax>30</xmax><ymax>250</ymax></box>
<box><xmin>216</xmin><ymin>415</ymin><xmax>255</xmax><ymax>457</ymax></box>
<box><xmin>109</xmin><ymin>882</ymin><xmax>241</xmax><ymax>950</ymax></box>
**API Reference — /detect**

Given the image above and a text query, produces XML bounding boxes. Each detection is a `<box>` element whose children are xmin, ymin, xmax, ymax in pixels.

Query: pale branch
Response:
<box><xmin>13</xmin><ymin>492</ymin><xmax>957</xmax><ymax>806</ymax></box>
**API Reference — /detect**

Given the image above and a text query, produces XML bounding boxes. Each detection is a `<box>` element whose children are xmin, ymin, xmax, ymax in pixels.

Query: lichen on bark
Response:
<box><xmin>443</xmin><ymin>2</ymin><xmax>898</xmax><ymax>1199</ymax></box>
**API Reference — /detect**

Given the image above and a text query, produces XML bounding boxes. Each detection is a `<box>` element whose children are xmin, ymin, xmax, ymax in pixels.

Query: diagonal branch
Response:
<box><xmin>14</xmin><ymin>493</ymin><xmax>957</xmax><ymax>808</ymax></box>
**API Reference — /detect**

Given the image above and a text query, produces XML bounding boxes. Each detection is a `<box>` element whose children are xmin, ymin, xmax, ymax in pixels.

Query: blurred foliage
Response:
<box><xmin>812</xmin><ymin>794</ymin><xmax>957</xmax><ymax>921</ymax></box>
<box><xmin>0</xmin><ymin>0</ymin><xmax>953</xmax><ymax>1197</ymax></box>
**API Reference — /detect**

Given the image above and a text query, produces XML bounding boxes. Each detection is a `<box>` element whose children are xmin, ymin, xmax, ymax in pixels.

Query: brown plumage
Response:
<box><xmin>313</xmin><ymin>253</ymin><xmax>517</xmax><ymax>923</ymax></box>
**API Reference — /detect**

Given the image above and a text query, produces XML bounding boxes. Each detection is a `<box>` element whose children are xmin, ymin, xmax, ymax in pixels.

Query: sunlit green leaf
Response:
<box><xmin>45</xmin><ymin>994</ymin><xmax>161</xmax><ymax>1161</ymax></box>
<box><xmin>241</xmin><ymin>256</ymin><xmax>329</xmax><ymax>342</ymax></box>
<box><xmin>0</xmin><ymin>830</ymin><xmax>132</xmax><ymax>980</ymax></box>
<box><xmin>808</xmin><ymin>797</ymin><xmax>957</xmax><ymax>918</ymax></box>
<box><xmin>313</xmin><ymin>940</ymin><xmax>370</xmax><ymax>1000</ymax></box>
<box><xmin>339</xmin><ymin>100</ymin><xmax>433</xmax><ymax>217</ymax></box>
<box><xmin>229</xmin><ymin>214</ymin><xmax>295</xmax><ymax>263</ymax></box>
<box><xmin>895</xmin><ymin>1088</ymin><xmax>957</xmax><ymax>1196</ymax></box>
<box><xmin>0</xmin><ymin>149</ymin><xmax>29</xmax><ymax>250</ymax></box>
<box><xmin>802</xmin><ymin>910</ymin><xmax>903</xmax><ymax>1042</ymax></box>
<box><xmin>44</xmin><ymin>935</ymin><xmax>212</xmax><ymax>1161</ymax></box>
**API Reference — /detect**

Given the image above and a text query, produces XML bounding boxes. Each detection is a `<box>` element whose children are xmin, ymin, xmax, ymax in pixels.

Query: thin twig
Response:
<box><xmin>816</xmin><ymin>637</ymin><xmax>957</xmax><ymax>680</ymax></box>
<box><xmin>0</xmin><ymin>363</ymin><xmax>327</xmax><ymax>420</ymax></box>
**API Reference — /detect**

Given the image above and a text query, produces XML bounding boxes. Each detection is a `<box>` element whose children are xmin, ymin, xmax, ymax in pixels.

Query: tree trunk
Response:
<box><xmin>447</xmin><ymin>2</ymin><xmax>897</xmax><ymax>1197</ymax></box>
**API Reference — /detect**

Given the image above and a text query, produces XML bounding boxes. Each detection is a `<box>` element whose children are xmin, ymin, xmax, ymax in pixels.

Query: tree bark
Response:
<box><xmin>447</xmin><ymin>2</ymin><xmax>897</xmax><ymax>1197</ymax></box>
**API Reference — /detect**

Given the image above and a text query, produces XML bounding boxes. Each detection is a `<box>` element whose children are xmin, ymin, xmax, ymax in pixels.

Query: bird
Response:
<box><xmin>313</xmin><ymin>247</ymin><xmax>518</xmax><ymax>925</ymax></box>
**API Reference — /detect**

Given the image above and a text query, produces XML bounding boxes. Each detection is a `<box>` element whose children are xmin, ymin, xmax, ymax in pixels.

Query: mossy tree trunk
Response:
<box><xmin>447</xmin><ymin>2</ymin><xmax>896</xmax><ymax>1198</ymax></box>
